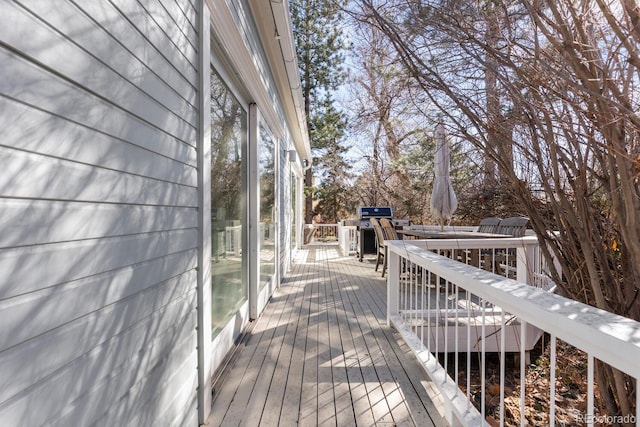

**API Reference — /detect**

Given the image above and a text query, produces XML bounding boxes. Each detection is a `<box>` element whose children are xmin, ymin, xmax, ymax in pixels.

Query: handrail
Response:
<box><xmin>394</xmin><ymin>236</ymin><xmax>558</xmax><ymax>290</ymax></box>
<box><xmin>401</xmin><ymin>235</ymin><xmax>538</xmax><ymax>249</ymax></box>
<box><xmin>386</xmin><ymin>240</ymin><xmax>640</xmax><ymax>426</ymax></box>
<box><xmin>408</xmin><ymin>224</ymin><xmax>477</xmax><ymax>232</ymax></box>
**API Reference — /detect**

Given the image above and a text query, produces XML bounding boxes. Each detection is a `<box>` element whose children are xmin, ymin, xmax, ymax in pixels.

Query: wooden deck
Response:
<box><xmin>208</xmin><ymin>243</ymin><xmax>447</xmax><ymax>427</ymax></box>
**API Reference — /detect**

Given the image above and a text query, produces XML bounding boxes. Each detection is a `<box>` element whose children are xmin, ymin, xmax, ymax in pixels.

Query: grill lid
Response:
<box><xmin>357</xmin><ymin>206</ymin><xmax>393</xmax><ymax>218</ymax></box>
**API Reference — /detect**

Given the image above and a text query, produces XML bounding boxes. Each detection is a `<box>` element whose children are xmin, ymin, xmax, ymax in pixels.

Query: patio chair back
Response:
<box><xmin>370</xmin><ymin>218</ymin><xmax>388</xmax><ymax>276</ymax></box>
<box><xmin>477</xmin><ymin>217</ymin><xmax>502</xmax><ymax>234</ymax></box>
<box><xmin>379</xmin><ymin>218</ymin><xmax>399</xmax><ymax>240</ymax></box>
<box><xmin>496</xmin><ymin>216</ymin><xmax>529</xmax><ymax>237</ymax></box>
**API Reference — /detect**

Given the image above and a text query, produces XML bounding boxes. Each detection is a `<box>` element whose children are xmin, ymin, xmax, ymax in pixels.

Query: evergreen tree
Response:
<box><xmin>290</xmin><ymin>0</ymin><xmax>350</xmax><ymax>223</ymax></box>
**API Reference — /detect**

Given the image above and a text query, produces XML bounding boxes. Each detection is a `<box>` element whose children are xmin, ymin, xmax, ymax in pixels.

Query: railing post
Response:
<box><xmin>387</xmin><ymin>248</ymin><xmax>400</xmax><ymax>326</ymax></box>
<box><xmin>517</xmin><ymin>243</ymin><xmax>535</xmax><ymax>284</ymax></box>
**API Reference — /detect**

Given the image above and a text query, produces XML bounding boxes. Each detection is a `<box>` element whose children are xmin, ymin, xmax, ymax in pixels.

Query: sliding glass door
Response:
<box><xmin>210</xmin><ymin>68</ymin><xmax>247</xmax><ymax>339</ymax></box>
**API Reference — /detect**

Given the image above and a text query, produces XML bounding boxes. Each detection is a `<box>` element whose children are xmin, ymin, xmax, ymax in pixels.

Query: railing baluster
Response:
<box><xmin>500</xmin><ymin>309</ymin><xmax>506</xmax><ymax>427</ymax></box>
<box><xmin>415</xmin><ymin>263</ymin><xmax>419</xmax><ymax>336</ymax></box>
<box><xmin>413</xmin><ymin>262</ymin><xmax>418</xmax><ymax>336</ymax></box>
<box><xmin>587</xmin><ymin>354</ymin><xmax>594</xmax><ymax>427</ymax></box>
<box><xmin>466</xmin><ymin>288</ymin><xmax>471</xmax><ymax>409</ymax></box>
<box><xmin>444</xmin><ymin>278</ymin><xmax>449</xmax><ymax>374</ymax></box>
<box><xmin>481</xmin><ymin>298</ymin><xmax>486</xmax><ymax>420</ymax></box>
<box><xmin>492</xmin><ymin>248</ymin><xmax>496</xmax><ymax>274</ymax></box>
<box><xmin>413</xmin><ymin>263</ymin><xmax>422</xmax><ymax>336</ymax></box>
<box><xmin>386</xmin><ymin>250</ymin><xmax>399</xmax><ymax>326</ymax></box>
<box><xmin>550</xmin><ymin>334</ymin><xmax>556</xmax><ymax>427</ymax></box>
<box><xmin>421</xmin><ymin>266</ymin><xmax>425</xmax><ymax>350</ymax></box>
<box><xmin>520</xmin><ymin>320</ymin><xmax>527</xmax><ymax>426</ymax></box>
<box><xmin>455</xmin><ymin>281</ymin><xmax>459</xmax><ymax>390</ymax></box>
<box><xmin>416</xmin><ymin>263</ymin><xmax>420</xmax><ymax>335</ymax></box>
<box><xmin>410</xmin><ymin>261</ymin><xmax>414</xmax><ymax>334</ymax></box>
<box><xmin>403</xmin><ymin>262</ymin><xmax>408</xmax><ymax>322</ymax></box>
<box><xmin>435</xmin><ymin>272</ymin><xmax>440</xmax><ymax>357</ymax></box>
<box><xmin>427</xmin><ymin>268</ymin><xmax>432</xmax><ymax>355</ymax></box>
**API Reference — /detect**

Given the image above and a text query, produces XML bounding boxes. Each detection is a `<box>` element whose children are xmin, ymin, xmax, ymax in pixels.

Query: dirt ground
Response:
<box><xmin>443</xmin><ymin>335</ymin><xmax>623</xmax><ymax>426</ymax></box>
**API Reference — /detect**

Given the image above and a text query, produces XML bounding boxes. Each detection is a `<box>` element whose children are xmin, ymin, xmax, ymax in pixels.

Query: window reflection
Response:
<box><xmin>210</xmin><ymin>69</ymin><xmax>247</xmax><ymax>339</ymax></box>
<box><xmin>259</xmin><ymin>124</ymin><xmax>275</xmax><ymax>289</ymax></box>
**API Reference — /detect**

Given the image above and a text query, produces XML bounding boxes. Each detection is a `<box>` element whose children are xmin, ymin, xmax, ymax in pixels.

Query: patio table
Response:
<box><xmin>397</xmin><ymin>229</ymin><xmax>511</xmax><ymax>239</ymax></box>
<box><xmin>396</xmin><ymin>229</ymin><xmax>512</xmax><ymax>270</ymax></box>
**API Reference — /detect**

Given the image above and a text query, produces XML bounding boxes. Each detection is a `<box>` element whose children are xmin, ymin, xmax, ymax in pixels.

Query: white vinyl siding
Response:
<box><xmin>0</xmin><ymin>1</ymin><xmax>199</xmax><ymax>426</ymax></box>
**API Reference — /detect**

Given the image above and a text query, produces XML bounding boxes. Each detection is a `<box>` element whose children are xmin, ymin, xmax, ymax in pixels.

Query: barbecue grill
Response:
<box><xmin>353</xmin><ymin>207</ymin><xmax>409</xmax><ymax>261</ymax></box>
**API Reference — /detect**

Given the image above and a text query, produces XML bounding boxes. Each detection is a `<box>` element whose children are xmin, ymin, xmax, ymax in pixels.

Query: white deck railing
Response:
<box><xmin>304</xmin><ymin>223</ymin><xmax>339</xmax><ymax>244</ymax></box>
<box><xmin>387</xmin><ymin>239</ymin><xmax>640</xmax><ymax>426</ymax></box>
<box><xmin>225</xmin><ymin>225</ymin><xmax>242</xmax><ymax>256</ymax></box>
<box><xmin>306</xmin><ymin>223</ymin><xmax>357</xmax><ymax>255</ymax></box>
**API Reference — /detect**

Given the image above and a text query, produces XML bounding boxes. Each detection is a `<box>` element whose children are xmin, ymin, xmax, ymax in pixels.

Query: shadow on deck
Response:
<box><xmin>208</xmin><ymin>243</ymin><xmax>448</xmax><ymax>426</ymax></box>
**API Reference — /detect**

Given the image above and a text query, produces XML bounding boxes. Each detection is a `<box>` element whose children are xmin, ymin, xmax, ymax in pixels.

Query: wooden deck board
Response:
<box><xmin>259</xmin><ymin>276</ymin><xmax>307</xmax><ymax>425</ymax></box>
<box><xmin>334</xmin><ymin>255</ymin><xmax>420</xmax><ymax>426</ymax></box>
<box><xmin>214</xmin><ymin>278</ymin><xmax>290</xmax><ymax>426</ymax></box>
<box><xmin>209</xmin><ymin>244</ymin><xmax>447</xmax><ymax>427</ymax></box>
<box><xmin>242</xmin><ymin>282</ymin><xmax>298</xmax><ymax>425</ymax></box>
<box><xmin>280</xmin><ymin>251</ymin><xmax>314</xmax><ymax>426</ymax></box>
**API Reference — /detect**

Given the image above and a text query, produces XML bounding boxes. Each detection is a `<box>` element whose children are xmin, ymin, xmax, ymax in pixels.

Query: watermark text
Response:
<box><xmin>576</xmin><ymin>413</ymin><xmax>636</xmax><ymax>425</ymax></box>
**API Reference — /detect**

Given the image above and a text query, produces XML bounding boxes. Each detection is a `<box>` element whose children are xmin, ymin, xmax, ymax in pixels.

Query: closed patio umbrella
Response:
<box><xmin>430</xmin><ymin>120</ymin><xmax>457</xmax><ymax>230</ymax></box>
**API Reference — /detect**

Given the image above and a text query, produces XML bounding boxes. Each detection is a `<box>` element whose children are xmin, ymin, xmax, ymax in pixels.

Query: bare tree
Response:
<box><xmin>348</xmin><ymin>19</ymin><xmax>419</xmax><ymax>212</ymax></box>
<box><xmin>346</xmin><ymin>8</ymin><xmax>477</xmax><ymax>221</ymax></box>
<box><xmin>355</xmin><ymin>0</ymin><xmax>640</xmax><ymax>419</ymax></box>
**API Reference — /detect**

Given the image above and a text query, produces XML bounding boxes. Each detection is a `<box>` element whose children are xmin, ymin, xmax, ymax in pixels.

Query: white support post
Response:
<box><xmin>197</xmin><ymin>2</ymin><xmax>212</xmax><ymax>423</ymax></box>
<box><xmin>248</xmin><ymin>104</ymin><xmax>259</xmax><ymax>319</ymax></box>
<box><xmin>387</xmin><ymin>250</ymin><xmax>400</xmax><ymax>326</ymax></box>
<box><xmin>517</xmin><ymin>244</ymin><xmax>536</xmax><ymax>284</ymax></box>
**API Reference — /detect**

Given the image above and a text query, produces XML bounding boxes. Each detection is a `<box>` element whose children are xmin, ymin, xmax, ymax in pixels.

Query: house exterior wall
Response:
<box><xmin>0</xmin><ymin>0</ymin><xmax>308</xmax><ymax>425</ymax></box>
<box><xmin>0</xmin><ymin>1</ymin><xmax>200</xmax><ymax>425</ymax></box>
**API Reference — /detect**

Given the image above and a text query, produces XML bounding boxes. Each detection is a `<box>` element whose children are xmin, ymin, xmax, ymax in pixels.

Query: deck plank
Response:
<box><xmin>241</xmin><ymin>279</ymin><xmax>298</xmax><ymax>425</ymax></box>
<box><xmin>323</xmin><ymin>250</ymin><xmax>357</xmax><ymax>426</ymax></box>
<box><xmin>341</xmin><ymin>251</ymin><xmax>446</xmax><ymax>426</ymax></box>
<box><xmin>334</xmin><ymin>253</ymin><xmax>417</xmax><ymax>426</ymax></box>
<box><xmin>209</xmin><ymin>244</ymin><xmax>447</xmax><ymax>427</ymax></box>
<box><xmin>316</xmin><ymin>252</ymin><xmax>337</xmax><ymax>426</ymax></box>
<box><xmin>214</xmin><ymin>278</ymin><xmax>291</xmax><ymax>426</ymax></box>
<box><xmin>280</xmin><ymin>251</ymin><xmax>315</xmax><ymax>426</ymax></box>
<box><xmin>299</xmin><ymin>274</ymin><xmax>319</xmax><ymax>427</ymax></box>
<box><xmin>259</xmin><ymin>274</ymin><xmax>307</xmax><ymax>425</ymax></box>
